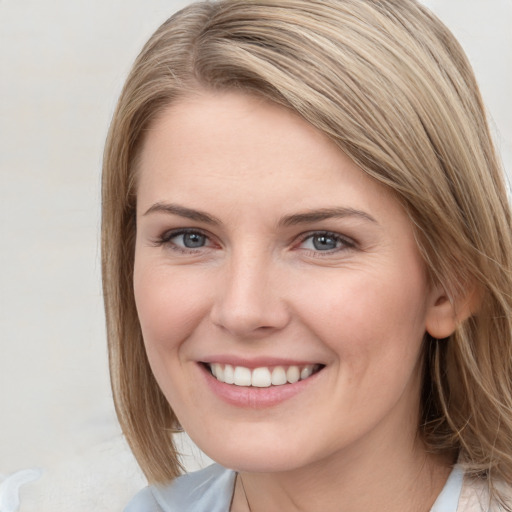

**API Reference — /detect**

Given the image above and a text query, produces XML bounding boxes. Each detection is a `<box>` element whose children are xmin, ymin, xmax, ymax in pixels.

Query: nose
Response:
<box><xmin>209</xmin><ymin>251</ymin><xmax>290</xmax><ymax>338</ymax></box>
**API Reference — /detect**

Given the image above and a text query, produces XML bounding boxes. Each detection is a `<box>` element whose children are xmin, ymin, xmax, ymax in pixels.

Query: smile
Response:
<box><xmin>206</xmin><ymin>363</ymin><xmax>323</xmax><ymax>388</ymax></box>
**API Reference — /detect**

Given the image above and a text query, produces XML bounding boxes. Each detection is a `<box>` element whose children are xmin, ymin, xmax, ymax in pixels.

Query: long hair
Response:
<box><xmin>102</xmin><ymin>0</ymin><xmax>512</xmax><ymax>497</ymax></box>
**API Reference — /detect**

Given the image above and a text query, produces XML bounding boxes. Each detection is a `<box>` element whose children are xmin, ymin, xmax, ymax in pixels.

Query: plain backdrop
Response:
<box><xmin>0</xmin><ymin>1</ymin><xmax>510</xmax><ymax>510</ymax></box>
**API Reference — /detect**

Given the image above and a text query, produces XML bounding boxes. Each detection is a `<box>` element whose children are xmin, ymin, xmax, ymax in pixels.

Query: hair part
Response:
<box><xmin>102</xmin><ymin>0</ymin><xmax>512</xmax><ymax>503</ymax></box>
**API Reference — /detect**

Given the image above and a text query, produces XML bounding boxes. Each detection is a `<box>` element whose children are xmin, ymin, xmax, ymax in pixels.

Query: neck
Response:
<box><xmin>231</xmin><ymin>435</ymin><xmax>452</xmax><ymax>512</ymax></box>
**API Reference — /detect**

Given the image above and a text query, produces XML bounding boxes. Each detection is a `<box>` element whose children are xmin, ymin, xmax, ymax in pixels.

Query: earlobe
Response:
<box><xmin>425</xmin><ymin>284</ymin><xmax>480</xmax><ymax>339</ymax></box>
<box><xmin>425</xmin><ymin>294</ymin><xmax>458</xmax><ymax>339</ymax></box>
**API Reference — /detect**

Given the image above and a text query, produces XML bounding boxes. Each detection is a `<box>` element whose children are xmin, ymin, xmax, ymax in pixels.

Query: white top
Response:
<box><xmin>124</xmin><ymin>463</ymin><xmax>467</xmax><ymax>512</ymax></box>
<box><xmin>0</xmin><ymin>469</ymin><xmax>42</xmax><ymax>512</ymax></box>
<box><xmin>431</xmin><ymin>465</ymin><xmax>465</xmax><ymax>512</ymax></box>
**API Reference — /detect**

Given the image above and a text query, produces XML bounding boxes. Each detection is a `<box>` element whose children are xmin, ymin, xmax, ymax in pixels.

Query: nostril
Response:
<box><xmin>210</xmin><ymin>299</ymin><xmax>291</xmax><ymax>337</ymax></box>
<box><xmin>210</xmin><ymin>312</ymin><xmax>286</xmax><ymax>337</ymax></box>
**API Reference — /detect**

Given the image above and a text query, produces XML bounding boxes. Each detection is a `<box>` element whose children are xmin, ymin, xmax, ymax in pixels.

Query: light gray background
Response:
<box><xmin>1</xmin><ymin>1</ymin><xmax>510</xmax><ymax>510</ymax></box>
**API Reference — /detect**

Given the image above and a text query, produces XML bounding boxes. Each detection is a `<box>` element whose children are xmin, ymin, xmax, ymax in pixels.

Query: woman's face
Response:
<box><xmin>134</xmin><ymin>91</ymin><xmax>445</xmax><ymax>473</ymax></box>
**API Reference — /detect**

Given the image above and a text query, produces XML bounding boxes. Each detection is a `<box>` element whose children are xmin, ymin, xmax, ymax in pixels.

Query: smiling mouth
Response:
<box><xmin>204</xmin><ymin>363</ymin><xmax>324</xmax><ymax>388</ymax></box>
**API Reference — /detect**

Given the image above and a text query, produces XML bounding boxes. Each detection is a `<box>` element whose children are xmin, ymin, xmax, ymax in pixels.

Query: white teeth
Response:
<box><xmin>224</xmin><ymin>364</ymin><xmax>235</xmax><ymax>384</ymax></box>
<box><xmin>286</xmin><ymin>366</ymin><xmax>300</xmax><ymax>384</ymax></box>
<box><xmin>300</xmin><ymin>366</ymin><xmax>313</xmax><ymax>380</ymax></box>
<box><xmin>252</xmin><ymin>367</ymin><xmax>272</xmax><ymax>387</ymax></box>
<box><xmin>271</xmin><ymin>366</ymin><xmax>287</xmax><ymax>385</ymax></box>
<box><xmin>209</xmin><ymin>363</ymin><xmax>319</xmax><ymax>387</ymax></box>
<box><xmin>212</xmin><ymin>363</ymin><xmax>224</xmax><ymax>381</ymax></box>
<box><xmin>234</xmin><ymin>366</ymin><xmax>252</xmax><ymax>386</ymax></box>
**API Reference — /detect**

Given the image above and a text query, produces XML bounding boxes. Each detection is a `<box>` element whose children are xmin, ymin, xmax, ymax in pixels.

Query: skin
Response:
<box><xmin>134</xmin><ymin>90</ymin><xmax>459</xmax><ymax>511</ymax></box>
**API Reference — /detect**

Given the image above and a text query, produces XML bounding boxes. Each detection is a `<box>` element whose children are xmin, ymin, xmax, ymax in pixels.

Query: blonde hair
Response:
<box><xmin>102</xmin><ymin>0</ymin><xmax>512</xmax><ymax>497</ymax></box>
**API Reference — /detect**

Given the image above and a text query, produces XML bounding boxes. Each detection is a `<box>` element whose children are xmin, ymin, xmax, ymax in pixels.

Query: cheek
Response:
<box><xmin>296</xmin><ymin>267</ymin><xmax>429</xmax><ymax>372</ymax></box>
<box><xmin>295</xmin><ymin>271</ymin><xmax>429</xmax><ymax>435</ymax></box>
<box><xmin>133</xmin><ymin>261</ymin><xmax>211</xmax><ymax>355</ymax></box>
<box><xmin>133</xmin><ymin>260</ymin><xmax>217</xmax><ymax>412</ymax></box>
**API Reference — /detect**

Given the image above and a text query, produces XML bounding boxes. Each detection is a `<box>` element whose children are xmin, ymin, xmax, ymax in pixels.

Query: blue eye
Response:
<box><xmin>157</xmin><ymin>229</ymin><xmax>211</xmax><ymax>251</ymax></box>
<box><xmin>312</xmin><ymin>234</ymin><xmax>339</xmax><ymax>250</ymax></box>
<box><xmin>299</xmin><ymin>232</ymin><xmax>351</xmax><ymax>252</ymax></box>
<box><xmin>178</xmin><ymin>232</ymin><xmax>207</xmax><ymax>248</ymax></box>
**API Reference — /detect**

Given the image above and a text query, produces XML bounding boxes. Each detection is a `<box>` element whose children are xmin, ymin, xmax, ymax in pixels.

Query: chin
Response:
<box><xmin>209</xmin><ymin>449</ymin><xmax>306</xmax><ymax>474</ymax></box>
<box><xmin>190</xmin><ymin>428</ymin><xmax>315</xmax><ymax>474</ymax></box>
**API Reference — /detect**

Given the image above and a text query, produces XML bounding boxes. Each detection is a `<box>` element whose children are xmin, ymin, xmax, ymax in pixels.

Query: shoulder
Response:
<box><xmin>459</xmin><ymin>475</ymin><xmax>512</xmax><ymax>511</ymax></box>
<box><xmin>124</xmin><ymin>464</ymin><xmax>236</xmax><ymax>512</ymax></box>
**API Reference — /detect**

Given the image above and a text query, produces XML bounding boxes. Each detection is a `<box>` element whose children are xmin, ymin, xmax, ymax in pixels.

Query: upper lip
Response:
<box><xmin>200</xmin><ymin>356</ymin><xmax>324</xmax><ymax>369</ymax></box>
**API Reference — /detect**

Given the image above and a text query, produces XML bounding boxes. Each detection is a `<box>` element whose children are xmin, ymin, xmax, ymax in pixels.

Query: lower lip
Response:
<box><xmin>199</xmin><ymin>364</ymin><xmax>323</xmax><ymax>409</ymax></box>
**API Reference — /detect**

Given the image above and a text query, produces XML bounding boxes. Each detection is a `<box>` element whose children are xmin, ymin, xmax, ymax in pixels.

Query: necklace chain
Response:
<box><xmin>239</xmin><ymin>473</ymin><xmax>252</xmax><ymax>512</ymax></box>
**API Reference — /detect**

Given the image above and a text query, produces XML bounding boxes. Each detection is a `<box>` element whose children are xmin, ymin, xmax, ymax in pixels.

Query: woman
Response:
<box><xmin>102</xmin><ymin>0</ymin><xmax>512</xmax><ymax>510</ymax></box>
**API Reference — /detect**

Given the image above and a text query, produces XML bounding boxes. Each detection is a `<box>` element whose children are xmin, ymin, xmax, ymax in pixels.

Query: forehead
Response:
<box><xmin>138</xmin><ymin>91</ymin><xmax>339</xmax><ymax>178</ymax></box>
<box><xmin>135</xmin><ymin>90</ymin><xmax>406</xmax><ymax>229</ymax></box>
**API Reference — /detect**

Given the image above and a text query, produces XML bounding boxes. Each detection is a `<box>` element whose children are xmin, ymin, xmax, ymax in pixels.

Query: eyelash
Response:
<box><xmin>152</xmin><ymin>228</ymin><xmax>214</xmax><ymax>254</ymax></box>
<box><xmin>296</xmin><ymin>231</ymin><xmax>356</xmax><ymax>256</ymax></box>
<box><xmin>153</xmin><ymin>229</ymin><xmax>356</xmax><ymax>255</ymax></box>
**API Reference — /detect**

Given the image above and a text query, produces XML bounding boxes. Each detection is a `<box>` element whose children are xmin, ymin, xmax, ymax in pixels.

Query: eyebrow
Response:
<box><xmin>143</xmin><ymin>202</ymin><xmax>377</xmax><ymax>226</ymax></box>
<box><xmin>279</xmin><ymin>207</ymin><xmax>378</xmax><ymax>227</ymax></box>
<box><xmin>143</xmin><ymin>202</ymin><xmax>222</xmax><ymax>225</ymax></box>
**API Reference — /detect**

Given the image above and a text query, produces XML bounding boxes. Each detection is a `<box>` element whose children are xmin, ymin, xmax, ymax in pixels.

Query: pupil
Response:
<box><xmin>313</xmin><ymin>235</ymin><xmax>337</xmax><ymax>250</ymax></box>
<box><xmin>183</xmin><ymin>233</ymin><xmax>205</xmax><ymax>248</ymax></box>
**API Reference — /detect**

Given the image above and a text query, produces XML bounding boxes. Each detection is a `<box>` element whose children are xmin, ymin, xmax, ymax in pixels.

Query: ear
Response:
<box><xmin>425</xmin><ymin>283</ymin><xmax>481</xmax><ymax>339</ymax></box>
